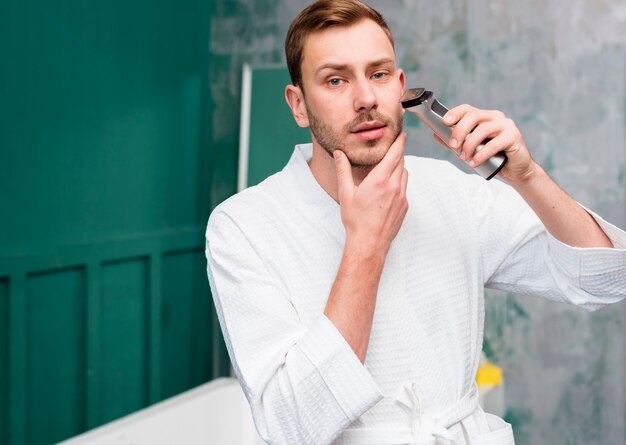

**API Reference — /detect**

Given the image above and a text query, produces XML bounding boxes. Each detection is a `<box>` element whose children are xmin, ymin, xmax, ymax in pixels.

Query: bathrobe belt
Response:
<box><xmin>339</xmin><ymin>383</ymin><xmax>479</xmax><ymax>445</ymax></box>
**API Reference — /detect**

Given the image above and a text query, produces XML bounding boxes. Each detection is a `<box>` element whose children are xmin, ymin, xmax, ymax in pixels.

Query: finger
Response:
<box><xmin>395</xmin><ymin>168</ymin><xmax>410</xmax><ymax>225</ymax></box>
<box><xmin>460</xmin><ymin>120</ymin><xmax>505</xmax><ymax>160</ymax></box>
<box><xmin>388</xmin><ymin>150</ymin><xmax>405</xmax><ymax>185</ymax></box>
<box><xmin>442</xmin><ymin>104</ymin><xmax>474</xmax><ymax>126</ymax></box>
<box><xmin>448</xmin><ymin>109</ymin><xmax>505</xmax><ymax>155</ymax></box>
<box><xmin>400</xmin><ymin>167</ymin><xmax>409</xmax><ymax>196</ymax></box>
<box><xmin>467</xmin><ymin>130</ymin><xmax>513</xmax><ymax>168</ymax></box>
<box><xmin>443</xmin><ymin>106</ymin><xmax>504</xmax><ymax>126</ymax></box>
<box><xmin>372</xmin><ymin>132</ymin><xmax>406</xmax><ymax>176</ymax></box>
<box><xmin>333</xmin><ymin>150</ymin><xmax>355</xmax><ymax>204</ymax></box>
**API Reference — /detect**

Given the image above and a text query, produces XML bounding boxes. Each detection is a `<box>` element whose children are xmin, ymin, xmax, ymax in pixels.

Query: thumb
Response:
<box><xmin>333</xmin><ymin>150</ymin><xmax>354</xmax><ymax>203</ymax></box>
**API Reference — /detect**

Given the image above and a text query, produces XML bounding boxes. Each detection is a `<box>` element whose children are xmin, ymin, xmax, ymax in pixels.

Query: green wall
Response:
<box><xmin>0</xmin><ymin>1</ymin><xmax>232</xmax><ymax>444</ymax></box>
<box><xmin>245</xmin><ymin>65</ymin><xmax>310</xmax><ymax>187</ymax></box>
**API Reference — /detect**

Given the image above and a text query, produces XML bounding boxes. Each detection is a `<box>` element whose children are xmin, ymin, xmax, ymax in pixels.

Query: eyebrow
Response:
<box><xmin>315</xmin><ymin>57</ymin><xmax>395</xmax><ymax>75</ymax></box>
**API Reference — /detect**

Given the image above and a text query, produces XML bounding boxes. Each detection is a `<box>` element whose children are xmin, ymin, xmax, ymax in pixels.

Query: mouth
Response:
<box><xmin>351</xmin><ymin>121</ymin><xmax>386</xmax><ymax>141</ymax></box>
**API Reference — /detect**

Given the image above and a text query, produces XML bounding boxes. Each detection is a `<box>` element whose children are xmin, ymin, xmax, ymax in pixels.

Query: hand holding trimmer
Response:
<box><xmin>401</xmin><ymin>88</ymin><xmax>507</xmax><ymax>180</ymax></box>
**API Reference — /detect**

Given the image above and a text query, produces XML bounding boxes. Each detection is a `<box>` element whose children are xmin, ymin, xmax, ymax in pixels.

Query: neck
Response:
<box><xmin>307</xmin><ymin>143</ymin><xmax>372</xmax><ymax>203</ymax></box>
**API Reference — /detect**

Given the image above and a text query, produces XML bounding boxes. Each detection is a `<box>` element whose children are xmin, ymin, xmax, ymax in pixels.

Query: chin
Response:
<box><xmin>346</xmin><ymin>140</ymin><xmax>389</xmax><ymax>168</ymax></box>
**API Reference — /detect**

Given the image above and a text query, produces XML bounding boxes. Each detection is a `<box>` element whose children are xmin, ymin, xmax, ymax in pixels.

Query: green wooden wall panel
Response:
<box><xmin>0</xmin><ymin>234</ymin><xmax>231</xmax><ymax>443</ymax></box>
<box><xmin>246</xmin><ymin>66</ymin><xmax>310</xmax><ymax>188</ymax></box>
<box><xmin>160</xmin><ymin>249</ymin><xmax>212</xmax><ymax>399</ymax></box>
<box><xmin>0</xmin><ymin>0</ymin><xmax>212</xmax><ymax>257</ymax></box>
<box><xmin>99</xmin><ymin>259</ymin><xmax>149</xmax><ymax>425</ymax></box>
<box><xmin>0</xmin><ymin>278</ymin><xmax>7</xmax><ymax>445</ymax></box>
<box><xmin>0</xmin><ymin>0</ymin><xmax>233</xmax><ymax>442</ymax></box>
<box><xmin>26</xmin><ymin>269</ymin><xmax>86</xmax><ymax>445</ymax></box>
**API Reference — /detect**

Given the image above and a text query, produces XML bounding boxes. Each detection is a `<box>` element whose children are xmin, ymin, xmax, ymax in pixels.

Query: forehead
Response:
<box><xmin>301</xmin><ymin>19</ymin><xmax>396</xmax><ymax>72</ymax></box>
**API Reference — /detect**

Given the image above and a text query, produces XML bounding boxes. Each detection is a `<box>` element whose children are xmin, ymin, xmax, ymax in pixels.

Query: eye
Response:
<box><xmin>328</xmin><ymin>78</ymin><xmax>344</xmax><ymax>87</ymax></box>
<box><xmin>372</xmin><ymin>71</ymin><xmax>387</xmax><ymax>80</ymax></box>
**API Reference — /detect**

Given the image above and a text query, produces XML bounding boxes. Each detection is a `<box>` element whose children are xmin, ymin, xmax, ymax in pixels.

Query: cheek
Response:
<box><xmin>318</xmin><ymin>96</ymin><xmax>343</xmax><ymax>116</ymax></box>
<box><xmin>382</xmin><ymin>99</ymin><xmax>403</xmax><ymax>124</ymax></box>
<box><xmin>383</xmin><ymin>82</ymin><xmax>404</xmax><ymax>107</ymax></box>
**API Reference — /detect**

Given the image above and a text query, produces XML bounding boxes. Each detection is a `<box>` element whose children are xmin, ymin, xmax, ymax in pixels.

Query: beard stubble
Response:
<box><xmin>306</xmin><ymin>102</ymin><xmax>403</xmax><ymax>168</ymax></box>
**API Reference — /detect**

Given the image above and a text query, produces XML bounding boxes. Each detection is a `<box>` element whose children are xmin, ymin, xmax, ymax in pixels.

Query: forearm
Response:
<box><xmin>325</xmin><ymin>133</ymin><xmax>408</xmax><ymax>363</ymax></box>
<box><xmin>324</xmin><ymin>239</ymin><xmax>386</xmax><ymax>363</ymax></box>
<box><xmin>507</xmin><ymin>162</ymin><xmax>613</xmax><ymax>248</ymax></box>
<box><xmin>441</xmin><ymin>105</ymin><xmax>614</xmax><ymax>249</ymax></box>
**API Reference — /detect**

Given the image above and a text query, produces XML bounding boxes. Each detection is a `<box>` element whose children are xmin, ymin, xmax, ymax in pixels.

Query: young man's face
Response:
<box><xmin>298</xmin><ymin>19</ymin><xmax>405</xmax><ymax>167</ymax></box>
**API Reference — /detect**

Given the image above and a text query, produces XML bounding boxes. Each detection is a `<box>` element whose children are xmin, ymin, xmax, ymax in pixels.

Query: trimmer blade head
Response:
<box><xmin>400</xmin><ymin>88</ymin><xmax>427</xmax><ymax>109</ymax></box>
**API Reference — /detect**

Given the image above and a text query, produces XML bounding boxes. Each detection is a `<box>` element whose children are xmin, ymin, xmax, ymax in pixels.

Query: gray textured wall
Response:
<box><xmin>209</xmin><ymin>1</ymin><xmax>626</xmax><ymax>443</ymax></box>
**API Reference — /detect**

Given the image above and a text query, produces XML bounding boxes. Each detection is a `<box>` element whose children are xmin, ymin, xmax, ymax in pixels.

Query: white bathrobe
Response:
<box><xmin>205</xmin><ymin>144</ymin><xmax>626</xmax><ymax>445</ymax></box>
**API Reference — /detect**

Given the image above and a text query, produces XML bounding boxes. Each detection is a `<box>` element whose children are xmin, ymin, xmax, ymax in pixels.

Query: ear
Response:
<box><xmin>285</xmin><ymin>84</ymin><xmax>310</xmax><ymax>128</ymax></box>
<box><xmin>398</xmin><ymin>68</ymin><xmax>406</xmax><ymax>91</ymax></box>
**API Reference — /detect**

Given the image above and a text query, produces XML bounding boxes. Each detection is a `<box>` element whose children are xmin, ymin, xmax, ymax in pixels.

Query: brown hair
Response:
<box><xmin>285</xmin><ymin>0</ymin><xmax>394</xmax><ymax>89</ymax></box>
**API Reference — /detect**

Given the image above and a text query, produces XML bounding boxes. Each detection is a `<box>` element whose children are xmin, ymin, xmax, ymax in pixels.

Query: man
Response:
<box><xmin>205</xmin><ymin>1</ymin><xmax>626</xmax><ymax>444</ymax></box>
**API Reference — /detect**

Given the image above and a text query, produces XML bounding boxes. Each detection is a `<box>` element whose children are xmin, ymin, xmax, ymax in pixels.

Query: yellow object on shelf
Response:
<box><xmin>476</xmin><ymin>363</ymin><xmax>503</xmax><ymax>386</ymax></box>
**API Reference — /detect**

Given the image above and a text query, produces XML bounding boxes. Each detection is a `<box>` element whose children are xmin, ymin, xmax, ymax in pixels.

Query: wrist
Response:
<box><xmin>344</xmin><ymin>235</ymin><xmax>388</xmax><ymax>264</ymax></box>
<box><xmin>506</xmin><ymin>160</ymin><xmax>544</xmax><ymax>189</ymax></box>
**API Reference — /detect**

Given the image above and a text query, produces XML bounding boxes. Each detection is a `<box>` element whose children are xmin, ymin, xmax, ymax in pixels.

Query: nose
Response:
<box><xmin>353</xmin><ymin>76</ymin><xmax>377</xmax><ymax>113</ymax></box>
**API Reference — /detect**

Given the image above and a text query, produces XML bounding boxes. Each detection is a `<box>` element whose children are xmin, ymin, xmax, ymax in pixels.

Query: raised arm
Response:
<box><xmin>325</xmin><ymin>132</ymin><xmax>409</xmax><ymax>362</ymax></box>
<box><xmin>438</xmin><ymin>105</ymin><xmax>613</xmax><ymax>249</ymax></box>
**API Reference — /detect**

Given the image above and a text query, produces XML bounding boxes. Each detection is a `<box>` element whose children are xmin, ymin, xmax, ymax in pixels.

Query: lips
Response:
<box><xmin>351</xmin><ymin>121</ymin><xmax>386</xmax><ymax>133</ymax></box>
<box><xmin>351</xmin><ymin>121</ymin><xmax>386</xmax><ymax>141</ymax></box>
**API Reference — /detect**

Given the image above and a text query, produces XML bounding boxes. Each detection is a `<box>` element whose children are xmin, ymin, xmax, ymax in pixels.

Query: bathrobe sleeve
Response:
<box><xmin>206</xmin><ymin>209</ymin><xmax>382</xmax><ymax>445</ymax></box>
<box><xmin>471</xmin><ymin>175</ymin><xmax>626</xmax><ymax>310</ymax></box>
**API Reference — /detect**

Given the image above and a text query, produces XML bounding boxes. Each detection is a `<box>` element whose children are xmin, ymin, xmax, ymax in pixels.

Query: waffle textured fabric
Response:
<box><xmin>206</xmin><ymin>144</ymin><xmax>626</xmax><ymax>445</ymax></box>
